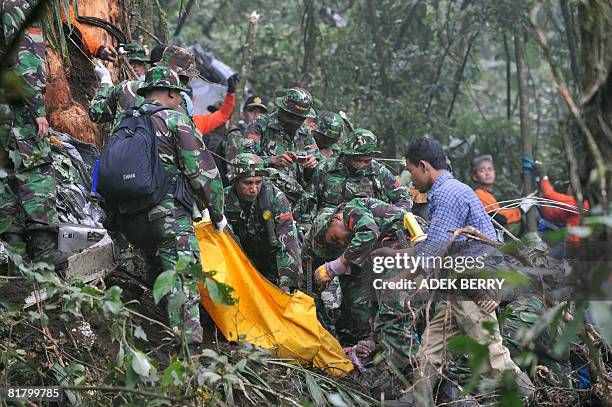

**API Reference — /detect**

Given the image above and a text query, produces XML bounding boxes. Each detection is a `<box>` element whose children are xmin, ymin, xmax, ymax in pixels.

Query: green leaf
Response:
<box><xmin>588</xmin><ymin>301</ymin><xmax>612</xmax><ymax>348</ymax></box>
<box><xmin>162</xmin><ymin>360</ymin><xmax>185</xmax><ymax>386</ymax></box>
<box><xmin>205</xmin><ymin>277</ymin><xmax>236</xmax><ymax>305</ymax></box>
<box><xmin>131</xmin><ymin>350</ymin><xmax>152</xmax><ymax>377</ymax></box>
<box><xmin>153</xmin><ymin>270</ymin><xmax>177</xmax><ymax>304</ymax></box>
<box><xmin>133</xmin><ymin>325</ymin><xmax>148</xmax><ymax>341</ymax></box>
<box><xmin>0</xmin><ymin>217</ymin><xmax>12</xmax><ymax>234</ymax></box>
<box><xmin>305</xmin><ymin>371</ymin><xmax>326</xmax><ymax>406</ymax></box>
<box><xmin>447</xmin><ymin>335</ymin><xmax>488</xmax><ymax>394</ymax></box>
<box><xmin>200</xmin><ymin>348</ymin><xmax>219</xmax><ymax>358</ymax></box>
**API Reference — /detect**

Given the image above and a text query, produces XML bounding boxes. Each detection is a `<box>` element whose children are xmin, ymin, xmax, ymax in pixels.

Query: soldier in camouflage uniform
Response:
<box><xmin>225</xmin><ymin>95</ymin><xmax>269</xmax><ymax>162</ymax></box>
<box><xmin>89</xmin><ymin>45</ymin><xmax>200</xmax><ymax>129</ymax></box>
<box><xmin>312</xmin><ymin>112</ymin><xmax>344</xmax><ymax>159</ymax></box>
<box><xmin>0</xmin><ymin>0</ymin><xmax>67</xmax><ymax>264</ymax></box>
<box><xmin>310</xmin><ymin>128</ymin><xmax>412</xmax><ymax>213</ymax></box>
<box><xmin>113</xmin><ymin>66</ymin><xmax>226</xmax><ymax>344</ymax></box>
<box><xmin>309</xmin><ymin>198</ymin><xmax>418</xmax><ymax>369</ymax></box>
<box><xmin>238</xmin><ymin>87</ymin><xmax>321</xmax><ymax>225</ymax></box>
<box><xmin>224</xmin><ymin>153</ymin><xmax>302</xmax><ymax>292</ymax></box>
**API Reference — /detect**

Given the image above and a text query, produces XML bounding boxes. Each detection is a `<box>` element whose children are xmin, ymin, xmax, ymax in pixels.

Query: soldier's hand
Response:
<box><xmin>35</xmin><ymin>116</ymin><xmax>48</xmax><ymax>138</ymax></box>
<box><xmin>96</xmin><ymin>45</ymin><xmax>118</xmax><ymax>63</ymax></box>
<box><xmin>354</xmin><ymin>339</ymin><xmax>376</xmax><ymax>359</ymax></box>
<box><xmin>269</xmin><ymin>152</ymin><xmax>296</xmax><ymax>168</ymax></box>
<box><xmin>313</xmin><ymin>264</ymin><xmax>332</xmax><ymax>291</ymax></box>
<box><xmin>94</xmin><ymin>61</ymin><xmax>113</xmax><ymax>86</ymax></box>
<box><xmin>301</xmin><ymin>154</ymin><xmax>318</xmax><ymax>169</ymax></box>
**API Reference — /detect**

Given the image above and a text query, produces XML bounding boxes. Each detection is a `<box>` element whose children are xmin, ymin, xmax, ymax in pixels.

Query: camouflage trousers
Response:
<box><xmin>335</xmin><ymin>268</ymin><xmax>419</xmax><ymax>371</ymax></box>
<box><xmin>0</xmin><ymin>114</ymin><xmax>58</xmax><ymax>234</ymax></box>
<box><xmin>118</xmin><ymin>198</ymin><xmax>203</xmax><ymax>344</ymax></box>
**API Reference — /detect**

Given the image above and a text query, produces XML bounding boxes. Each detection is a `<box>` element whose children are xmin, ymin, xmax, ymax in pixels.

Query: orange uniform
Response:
<box><xmin>193</xmin><ymin>93</ymin><xmax>235</xmax><ymax>135</ymax></box>
<box><xmin>62</xmin><ymin>4</ymin><xmax>105</xmax><ymax>57</ymax></box>
<box><xmin>474</xmin><ymin>188</ymin><xmax>522</xmax><ymax>224</ymax></box>
<box><xmin>539</xmin><ymin>177</ymin><xmax>589</xmax><ymax>243</ymax></box>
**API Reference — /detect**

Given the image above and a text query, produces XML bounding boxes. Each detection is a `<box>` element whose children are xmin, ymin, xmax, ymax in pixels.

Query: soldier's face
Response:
<box><xmin>242</xmin><ymin>109</ymin><xmax>266</xmax><ymax>124</ymax></box>
<box><xmin>314</xmin><ymin>133</ymin><xmax>336</xmax><ymax>149</ymax></box>
<box><xmin>347</xmin><ymin>155</ymin><xmax>373</xmax><ymax>171</ymax></box>
<box><xmin>235</xmin><ymin>176</ymin><xmax>263</xmax><ymax>202</ymax></box>
<box><xmin>130</xmin><ymin>62</ymin><xmax>147</xmax><ymax>77</ymax></box>
<box><xmin>278</xmin><ymin>110</ymin><xmax>306</xmax><ymax>134</ymax></box>
<box><xmin>406</xmin><ymin>159</ymin><xmax>431</xmax><ymax>193</ymax></box>
<box><xmin>325</xmin><ymin>215</ymin><xmax>351</xmax><ymax>247</ymax></box>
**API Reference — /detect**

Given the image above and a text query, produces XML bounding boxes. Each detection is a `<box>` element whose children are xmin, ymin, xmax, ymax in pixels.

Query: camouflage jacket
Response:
<box><xmin>140</xmin><ymin>100</ymin><xmax>224</xmax><ymax>222</ymax></box>
<box><xmin>89</xmin><ymin>80</ymin><xmax>144</xmax><ymax>129</ymax></box>
<box><xmin>224</xmin><ymin>125</ymin><xmax>245</xmax><ymax>163</ymax></box>
<box><xmin>309</xmin><ymin>156</ymin><xmax>412</xmax><ymax>211</ymax></box>
<box><xmin>0</xmin><ymin>0</ymin><xmax>46</xmax><ymax>120</ymax></box>
<box><xmin>240</xmin><ymin>111</ymin><xmax>321</xmax><ymax>185</ymax></box>
<box><xmin>340</xmin><ymin>198</ymin><xmax>407</xmax><ymax>267</ymax></box>
<box><xmin>224</xmin><ymin>180</ymin><xmax>302</xmax><ymax>288</ymax></box>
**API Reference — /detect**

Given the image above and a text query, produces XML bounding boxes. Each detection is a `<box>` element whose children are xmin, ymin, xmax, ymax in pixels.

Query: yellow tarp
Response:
<box><xmin>195</xmin><ymin>222</ymin><xmax>353</xmax><ymax>377</ymax></box>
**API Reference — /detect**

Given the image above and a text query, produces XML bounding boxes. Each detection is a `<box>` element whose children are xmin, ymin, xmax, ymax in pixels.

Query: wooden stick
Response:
<box><xmin>231</xmin><ymin>11</ymin><xmax>260</xmax><ymax>127</ymax></box>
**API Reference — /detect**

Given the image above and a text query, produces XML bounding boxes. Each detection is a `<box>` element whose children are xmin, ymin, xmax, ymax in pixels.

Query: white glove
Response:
<box><xmin>215</xmin><ymin>215</ymin><xmax>228</xmax><ymax>233</ymax></box>
<box><xmin>519</xmin><ymin>192</ymin><xmax>537</xmax><ymax>213</ymax></box>
<box><xmin>94</xmin><ymin>61</ymin><xmax>113</xmax><ymax>86</ymax></box>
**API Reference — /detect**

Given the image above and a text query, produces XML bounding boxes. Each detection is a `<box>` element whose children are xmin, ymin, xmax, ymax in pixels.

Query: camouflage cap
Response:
<box><xmin>124</xmin><ymin>42</ymin><xmax>149</xmax><ymax>63</ymax></box>
<box><xmin>314</xmin><ymin>112</ymin><xmax>343</xmax><ymax>141</ymax></box>
<box><xmin>155</xmin><ymin>45</ymin><xmax>199</xmax><ymax>78</ymax></box>
<box><xmin>228</xmin><ymin>153</ymin><xmax>267</xmax><ymax>181</ymax></box>
<box><xmin>340</xmin><ymin>128</ymin><xmax>381</xmax><ymax>155</ymax></box>
<box><xmin>275</xmin><ymin>87</ymin><xmax>316</xmax><ymax>118</ymax></box>
<box><xmin>137</xmin><ymin>65</ymin><xmax>189</xmax><ymax>96</ymax></box>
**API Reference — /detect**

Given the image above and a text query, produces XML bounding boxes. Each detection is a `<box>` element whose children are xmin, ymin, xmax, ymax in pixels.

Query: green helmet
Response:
<box><xmin>312</xmin><ymin>207</ymin><xmax>337</xmax><ymax>247</ymax></box>
<box><xmin>275</xmin><ymin>87</ymin><xmax>316</xmax><ymax>118</ymax></box>
<box><xmin>155</xmin><ymin>45</ymin><xmax>199</xmax><ymax>78</ymax></box>
<box><xmin>314</xmin><ymin>112</ymin><xmax>343</xmax><ymax>141</ymax></box>
<box><xmin>228</xmin><ymin>153</ymin><xmax>267</xmax><ymax>181</ymax></box>
<box><xmin>340</xmin><ymin>128</ymin><xmax>381</xmax><ymax>155</ymax></box>
<box><xmin>124</xmin><ymin>42</ymin><xmax>148</xmax><ymax>63</ymax></box>
<box><xmin>137</xmin><ymin>66</ymin><xmax>189</xmax><ymax>96</ymax></box>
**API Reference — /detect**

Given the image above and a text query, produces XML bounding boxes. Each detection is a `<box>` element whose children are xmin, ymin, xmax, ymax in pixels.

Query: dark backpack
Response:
<box><xmin>97</xmin><ymin>107</ymin><xmax>171</xmax><ymax>215</ymax></box>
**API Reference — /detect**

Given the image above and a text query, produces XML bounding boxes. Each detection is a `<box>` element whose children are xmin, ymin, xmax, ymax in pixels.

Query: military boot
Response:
<box><xmin>28</xmin><ymin>229</ymin><xmax>70</xmax><ymax>269</ymax></box>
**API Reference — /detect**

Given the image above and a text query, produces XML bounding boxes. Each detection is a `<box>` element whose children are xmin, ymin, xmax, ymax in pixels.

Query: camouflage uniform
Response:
<box><xmin>115</xmin><ymin>66</ymin><xmax>224</xmax><ymax>344</ymax></box>
<box><xmin>154</xmin><ymin>45</ymin><xmax>199</xmax><ymax>117</ymax></box>
<box><xmin>224</xmin><ymin>153</ymin><xmax>302</xmax><ymax>289</ymax></box>
<box><xmin>310</xmin><ymin>128</ymin><xmax>412</xmax><ymax>212</ymax></box>
<box><xmin>0</xmin><ymin>0</ymin><xmax>58</xmax><ymax>239</ymax></box>
<box><xmin>238</xmin><ymin>88</ymin><xmax>320</xmax><ymax>223</ymax></box>
<box><xmin>225</xmin><ymin>96</ymin><xmax>269</xmax><ymax>163</ymax></box>
<box><xmin>310</xmin><ymin>198</ymin><xmax>418</xmax><ymax>368</ymax></box>
<box><xmin>88</xmin><ymin>79</ymin><xmax>144</xmax><ymax>129</ymax></box>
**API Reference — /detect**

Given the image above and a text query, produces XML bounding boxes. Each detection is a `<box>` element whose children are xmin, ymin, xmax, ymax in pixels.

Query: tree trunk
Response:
<box><xmin>365</xmin><ymin>0</ymin><xmax>396</xmax><ymax>157</ymax></box>
<box><xmin>514</xmin><ymin>33</ymin><xmax>538</xmax><ymax>234</ymax></box>
<box><xmin>503</xmin><ymin>33</ymin><xmax>512</xmax><ymax>120</ymax></box>
<box><xmin>578</xmin><ymin>1</ymin><xmax>612</xmax><ymax>209</ymax></box>
<box><xmin>300</xmin><ymin>0</ymin><xmax>317</xmax><ymax>88</ymax></box>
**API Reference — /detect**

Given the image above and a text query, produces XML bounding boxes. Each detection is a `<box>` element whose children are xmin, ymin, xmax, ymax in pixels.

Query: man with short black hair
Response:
<box><xmin>390</xmin><ymin>137</ymin><xmax>533</xmax><ymax>406</ymax></box>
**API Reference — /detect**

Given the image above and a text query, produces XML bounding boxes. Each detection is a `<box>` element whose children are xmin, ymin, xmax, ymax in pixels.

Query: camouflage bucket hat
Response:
<box><xmin>155</xmin><ymin>45</ymin><xmax>199</xmax><ymax>78</ymax></box>
<box><xmin>312</xmin><ymin>207</ymin><xmax>337</xmax><ymax>248</ymax></box>
<box><xmin>275</xmin><ymin>87</ymin><xmax>316</xmax><ymax>118</ymax></box>
<box><xmin>137</xmin><ymin>66</ymin><xmax>189</xmax><ymax>96</ymax></box>
<box><xmin>228</xmin><ymin>153</ymin><xmax>267</xmax><ymax>181</ymax></box>
<box><xmin>340</xmin><ymin>128</ymin><xmax>381</xmax><ymax>155</ymax></box>
<box><xmin>314</xmin><ymin>112</ymin><xmax>343</xmax><ymax>141</ymax></box>
<box><xmin>124</xmin><ymin>43</ymin><xmax>149</xmax><ymax>63</ymax></box>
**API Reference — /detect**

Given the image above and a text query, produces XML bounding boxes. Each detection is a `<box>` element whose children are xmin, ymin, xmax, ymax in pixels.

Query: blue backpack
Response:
<box><xmin>97</xmin><ymin>107</ymin><xmax>171</xmax><ymax>215</ymax></box>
